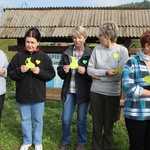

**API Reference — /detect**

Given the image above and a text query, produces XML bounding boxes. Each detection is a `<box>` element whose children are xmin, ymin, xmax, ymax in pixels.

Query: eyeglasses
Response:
<box><xmin>98</xmin><ymin>34</ymin><xmax>104</xmax><ymax>38</ymax></box>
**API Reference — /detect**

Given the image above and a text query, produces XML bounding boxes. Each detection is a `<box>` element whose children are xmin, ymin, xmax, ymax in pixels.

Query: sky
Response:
<box><xmin>0</xmin><ymin>0</ymin><xmax>146</xmax><ymax>8</ymax></box>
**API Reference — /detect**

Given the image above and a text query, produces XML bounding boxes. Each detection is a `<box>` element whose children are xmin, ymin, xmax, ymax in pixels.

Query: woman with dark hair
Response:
<box><xmin>122</xmin><ymin>30</ymin><xmax>150</xmax><ymax>150</ymax></box>
<box><xmin>8</xmin><ymin>28</ymin><xmax>55</xmax><ymax>150</ymax></box>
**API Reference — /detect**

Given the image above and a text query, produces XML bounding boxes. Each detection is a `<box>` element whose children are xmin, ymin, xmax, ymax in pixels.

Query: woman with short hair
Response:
<box><xmin>87</xmin><ymin>21</ymin><xmax>129</xmax><ymax>150</ymax></box>
<box><xmin>57</xmin><ymin>26</ymin><xmax>92</xmax><ymax>150</ymax></box>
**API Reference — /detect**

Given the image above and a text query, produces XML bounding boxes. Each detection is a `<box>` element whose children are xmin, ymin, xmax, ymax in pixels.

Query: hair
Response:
<box><xmin>99</xmin><ymin>21</ymin><xmax>118</xmax><ymax>42</ymax></box>
<box><xmin>140</xmin><ymin>30</ymin><xmax>150</xmax><ymax>48</ymax></box>
<box><xmin>24</xmin><ymin>27</ymin><xmax>41</xmax><ymax>42</ymax></box>
<box><xmin>71</xmin><ymin>26</ymin><xmax>87</xmax><ymax>39</ymax></box>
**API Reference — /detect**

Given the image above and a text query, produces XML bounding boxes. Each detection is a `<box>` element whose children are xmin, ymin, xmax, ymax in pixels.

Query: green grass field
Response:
<box><xmin>0</xmin><ymin>96</ymin><xmax>129</xmax><ymax>150</ymax></box>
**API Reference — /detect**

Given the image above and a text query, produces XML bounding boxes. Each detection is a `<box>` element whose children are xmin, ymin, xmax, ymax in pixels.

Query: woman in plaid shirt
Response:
<box><xmin>122</xmin><ymin>30</ymin><xmax>150</xmax><ymax>150</ymax></box>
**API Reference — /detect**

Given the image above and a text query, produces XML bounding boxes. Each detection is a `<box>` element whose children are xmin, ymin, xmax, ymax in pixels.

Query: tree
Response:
<box><xmin>21</xmin><ymin>2</ymin><xmax>28</xmax><ymax>8</ymax></box>
<box><xmin>0</xmin><ymin>5</ymin><xmax>4</xmax><ymax>19</ymax></box>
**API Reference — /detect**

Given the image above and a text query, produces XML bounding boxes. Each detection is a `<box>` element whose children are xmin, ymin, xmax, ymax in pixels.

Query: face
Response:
<box><xmin>72</xmin><ymin>33</ymin><xmax>85</xmax><ymax>48</ymax></box>
<box><xmin>25</xmin><ymin>37</ymin><xmax>39</xmax><ymax>53</ymax></box>
<box><xmin>98</xmin><ymin>33</ymin><xmax>110</xmax><ymax>46</ymax></box>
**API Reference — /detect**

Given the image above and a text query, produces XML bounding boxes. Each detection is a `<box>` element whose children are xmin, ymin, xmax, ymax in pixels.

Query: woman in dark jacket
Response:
<box><xmin>8</xmin><ymin>28</ymin><xmax>55</xmax><ymax>150</ymax></box>
<box><xmin>57</xmin><ymin>26</ymin><xmax>92</xmax><ymax>150</ymax></box>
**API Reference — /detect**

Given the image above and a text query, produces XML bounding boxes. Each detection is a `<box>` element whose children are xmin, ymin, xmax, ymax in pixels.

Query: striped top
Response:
<box><xmin>122</xmin><ymin>50</ymin><xmax>150</xmax><ymax>120</ymax></box>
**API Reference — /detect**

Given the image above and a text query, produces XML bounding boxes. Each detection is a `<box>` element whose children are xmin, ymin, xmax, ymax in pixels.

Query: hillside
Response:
<box><xmin>118</xmin><ymin>1</ymin><xmax>150</xmax><ymax>8</ymax></box>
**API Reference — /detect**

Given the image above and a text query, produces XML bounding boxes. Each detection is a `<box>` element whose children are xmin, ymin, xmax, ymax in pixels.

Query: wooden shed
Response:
<box><xmin>0</xmin><ymin>7</ymin><xmax>150</xmax><ymax>52</ymax></box>
<box><xmin>0</xmin><ymin>7</ymin><xmax>150</xmax><ymax>120</ymax></box>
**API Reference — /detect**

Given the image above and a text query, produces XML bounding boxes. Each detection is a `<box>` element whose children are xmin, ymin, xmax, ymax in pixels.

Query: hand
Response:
<box><xmin>30</xmin><ymin>67</ymin><xmax>40</xmax><ymax>74</ymax></box>
<box><xmin>88</xmin><ymin>73</ymin><xmax>100</xmax><ymax>80</ymax></box>
<box><xmin>21</xmin><ymin>65</ymin><xmax>29</xmax><ymax>73</ymax></box>
<box><xmin>77</xmin><ymin>66</ymin><xmax>85</xmax><ymax>74</ymax></box>
<box><xmin>0</xmin><ymin>68</ymin><xmax>5</xmax><ymax>76</ymax></box>
<box><xmin>63</xmin><ymin>65</ymin><xmax>70</xmax><ymax>73</ymax></box>
<box><xmin>106</xmin><ymin>70</ymin><xmax>118</xmax><ymax>76</ymax></box>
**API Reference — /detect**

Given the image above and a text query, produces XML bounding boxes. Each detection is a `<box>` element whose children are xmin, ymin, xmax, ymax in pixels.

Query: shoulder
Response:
<box><xmin>116</xmin><ymin>44</ymin><xmax>128</xmax><ymax>51</ymax></box>
<box><xmin>0</xmin><ymin>50</ymin><xmax>5</xmax><ymax>55</ymax></box>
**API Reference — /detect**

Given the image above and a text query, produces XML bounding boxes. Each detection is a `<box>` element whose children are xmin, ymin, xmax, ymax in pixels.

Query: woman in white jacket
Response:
<box><xmin>0</xmin><ymin>50</ymin><xmax>8</xmax><ymax>122</ymax></box>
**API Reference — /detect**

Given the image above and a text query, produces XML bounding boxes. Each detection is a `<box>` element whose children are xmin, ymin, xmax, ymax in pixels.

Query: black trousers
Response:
<box><xmin>125</xmin><ymin>117</ymin><xmax>150</xmax><ymax>150</ymax></box>
<box><xmin>0</xmin><ymin>94</ymin><xmax>5</xmax><ymax>121</ymax></box>
<box><xmin>90</xmin><ymin>91</ymin><xmax>120</xmax><ymax>150</ymax></box>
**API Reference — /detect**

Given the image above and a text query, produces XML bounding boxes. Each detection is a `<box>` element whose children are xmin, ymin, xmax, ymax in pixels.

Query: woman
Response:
<box><xmin>0</xmin><ymin>50</ymin><xmax>8</xmax><ymax>122</ymax></box>
<box><xmin>87</xmin><ymin>21</ymin><xmax>128</xmax><ymax>150</ymax></box>
<box><xmin>122</xmin><ymin>30</ymin><xmax>150</xmax><ymax>150</ymax></box>
<box><xmin>57</xmin><ymin>26</ymin><xmax>92</xmax><ymax>150</ymax></box>
<box><xmin>8</xmin><ymin>28</ymin><xmax>55</xmax><ymax>150</ymax></box>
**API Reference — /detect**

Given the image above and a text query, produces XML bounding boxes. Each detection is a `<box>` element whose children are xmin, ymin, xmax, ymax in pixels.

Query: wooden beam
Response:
<box><xmin>8</xmin><ymin>45</ymin><xmax>68</xmax><ymax>53</ymax></box>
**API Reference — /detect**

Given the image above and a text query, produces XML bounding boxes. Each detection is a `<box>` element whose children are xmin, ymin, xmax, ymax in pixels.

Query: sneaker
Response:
<box><xmin>35</xmin><ymin>144</ymin><xmax>43</xmax><ymax>150</ymax></box>
<box><xmin>76</xmin><ymin>144</ymin><xmax>85</xmax><ymax>150</ymax></box>
<box><xmin>59</xmin><ymin>143</ymin><xmax>68</xmax><ymax>150</ymax></box>
<box><xmin>20</xmin><ymin>144</ymin><xmax>32</xmax><ymax>150</ymax></box>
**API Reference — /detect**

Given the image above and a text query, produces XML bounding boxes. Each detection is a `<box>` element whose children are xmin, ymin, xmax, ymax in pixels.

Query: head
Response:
<box><xmin>24</xmin><ymin>28</ymin><xmax>41</xmax><ymax>53</ymax></box>
<box><xmin>98</xmin><ymin>21</ymin><xmax>118</xmax><ymax>44</ymax></box>
<box><xmin>140</xmin><ymin>30</ymin><xmax>150</xmax><ymax>49</ymax></box>
<box><xmin>71</xmin><ymin>26</ymin><xmax>87</xmax><ymax>49</ymax></box>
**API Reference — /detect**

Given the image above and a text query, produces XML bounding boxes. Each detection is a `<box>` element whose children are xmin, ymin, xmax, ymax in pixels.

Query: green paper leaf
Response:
<box><xmin>70</xmin><ymin>56</ymin><xmax>78</xmax><ymax>69</ymax></box>
<box><xmin>25</xmin><ymin>57</ymin><xmax>35</xmax><ymax>69</ymax></box>
<box><xmin>82</xmin><ymin>60</ymin><xmax>87</xmax><ymax>64</ymax></box>
<box><xmin>114</xmin><ymin>53</ymin><xmax>119</xmax><ymax>59</ymax></box>
<box><xmin>115</xmin><ymin>67</ymin><xmax>123</xmax><ymax>73</ymax></box>
<box><xmin>144</xmin><ymin>76</ymin><xmax>150</xmax><ymax>84</ymax></box>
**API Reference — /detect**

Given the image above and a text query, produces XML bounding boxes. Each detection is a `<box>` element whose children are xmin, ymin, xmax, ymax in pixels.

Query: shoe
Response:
<box><xmin>76</xmin><ymin>144</ymin><xmax>85</xmax><ymax>150</ymax></box>
<box><xmin>35</xmin><ymin>144</ymin><xmax>43</xmax><ymax>150</ymax></box>
<box><xmin>59</xmin><ymin>143</ymin><xmax>68</xmax><ymax>150</ymax></box>
<box><xmin>20</xmin><ymin>144</ymin><xmax>32</xmax><ymax>150</ymax></box>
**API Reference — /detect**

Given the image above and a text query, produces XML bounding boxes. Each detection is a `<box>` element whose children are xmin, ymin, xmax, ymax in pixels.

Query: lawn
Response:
<box><xmin>0</xmin><ymin>95</ymin><xmax>129</xmax><ymax>150</ymax></box>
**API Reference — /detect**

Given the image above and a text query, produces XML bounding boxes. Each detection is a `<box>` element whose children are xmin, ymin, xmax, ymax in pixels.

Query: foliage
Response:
<box><xmin>118</xmin><ymin>1</ymin><xmax>150</xmax><ymax>8</ymax></box>
<box><xmin>0</xmin><ymin>39</ymin><xmax>17</xmax><ymax>62</ymax></box>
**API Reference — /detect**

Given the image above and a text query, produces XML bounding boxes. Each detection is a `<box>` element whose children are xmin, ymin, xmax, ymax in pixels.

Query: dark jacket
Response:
<box><xmin>8</xmin><ymin>49</ymin><xmax>55</xmax><ymax>104</ymax></box>
<box><xmin>57</xmin><ymin>45</ymin><xmax>92</xmax><ymax>103</ymax></box>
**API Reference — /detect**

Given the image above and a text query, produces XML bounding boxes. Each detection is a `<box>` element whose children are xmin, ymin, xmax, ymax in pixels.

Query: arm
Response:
<box><xmin>57</xmin><ymin>54</ymin><xmax>70</xmax><ymax>79</ymax></box>
<box><xmin>122</xmin><ymin>59</ymin><xmax>146</xmax><ymax>98</ymax></box>
<box><xmin>0</xmin><ymin>51</ymin><xmax>8</xmax><ymax>78</ymax></box>
<box><xmin>101</xmin><ymin>47</ymin><xmax>129</xmax><ymax>82</ymax></box>
<box><xmin>87</xmin><ymin>48</ymin><xmax>107</xmax><ymax>76</ymax></box>
<box><xmin>8</xmin><ymin>53</ymin><xmax>24</xmax><ymax>81</ymax></box>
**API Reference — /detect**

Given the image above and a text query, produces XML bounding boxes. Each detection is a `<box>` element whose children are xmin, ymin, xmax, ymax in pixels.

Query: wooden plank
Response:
<box><xmin>46</xmin><ymin>88</ymin><xmax>61</xmax><ymax>100</ymax></box>
<box><xmin>10</xmin><ymin>88</ymin><xmax>126</xmax><ymax>120</ymax></box>
<box><xmin>8</xmin><ymin>45</ymin><xmax>68</xmax><ymax>53</ymax></box>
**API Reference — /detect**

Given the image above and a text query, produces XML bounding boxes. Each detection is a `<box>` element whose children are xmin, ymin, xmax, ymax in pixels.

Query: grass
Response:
<box><xmin>0</xmin><ymin>95</ymin><xmax>129</xmax><ymax>150</ymax></box>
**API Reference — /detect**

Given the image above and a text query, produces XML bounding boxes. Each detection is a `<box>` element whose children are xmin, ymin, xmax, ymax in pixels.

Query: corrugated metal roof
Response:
<box><xmin>0</xmin><ymin>7</ymin><xmax>150</xmax><ymax>38</ymax></box>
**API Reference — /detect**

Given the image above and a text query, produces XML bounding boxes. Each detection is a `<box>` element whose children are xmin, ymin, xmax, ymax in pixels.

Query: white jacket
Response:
<box><xmin>0</xmin><ymin>50</ymin><xmax>8</xmax><ymax>95</ymax></box>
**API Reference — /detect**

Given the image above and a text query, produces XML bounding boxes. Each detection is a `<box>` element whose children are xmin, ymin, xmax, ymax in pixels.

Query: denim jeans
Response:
<box><xmin>61</xmin><ymin>92</ymin><xmax>89</xmax><ymax>145</ymax></box>
<box><xmin>18</xmin><ymin>102</ymin><xmax>45</xmax><ymax>145</ymax></box>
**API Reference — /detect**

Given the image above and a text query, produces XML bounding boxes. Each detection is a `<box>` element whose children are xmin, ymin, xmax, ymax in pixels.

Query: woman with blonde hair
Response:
<box><xmin>57</xmin><ymin>26</ymin><xmax>92</xmax><ymax>150</ymax></box>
